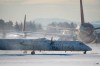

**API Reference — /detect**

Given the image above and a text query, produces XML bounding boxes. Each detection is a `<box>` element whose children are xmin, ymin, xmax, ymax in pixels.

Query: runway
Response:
<box><xmin>0</xmin><ymin>44</ymin><xmax>100</xmax><ymax>66</ymax></box>
<box><xmin>0</xmin><ymin>52</ymin><xmax>100</xmax><ymax>66</ymax></box>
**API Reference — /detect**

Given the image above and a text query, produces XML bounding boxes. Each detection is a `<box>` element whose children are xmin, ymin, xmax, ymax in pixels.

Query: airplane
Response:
<box><xmin>0</xmin><ymin>14</ymin><xmax>92</xmax><ymax>54</ymax></box>
<box><xmin>0</xmin><ymin>0</ymin><xmax>94</xmax><ymax>55</ymax></box>
<box><xmin>0</xmin><ymin>38</ymin><xmax>92</xmax><ymax>54</ymax></box>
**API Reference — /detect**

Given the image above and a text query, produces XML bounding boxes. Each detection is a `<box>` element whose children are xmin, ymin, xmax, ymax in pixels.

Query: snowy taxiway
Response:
<box><xmin>0</xmin><ymin>44</ymin><xmax>100</xmax><ymax>66</ymax></box>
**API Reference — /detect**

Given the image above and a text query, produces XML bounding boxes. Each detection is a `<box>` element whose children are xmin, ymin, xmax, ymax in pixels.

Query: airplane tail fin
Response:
<box><xmin>80</xmin><ymin>0</ymin><xmax>85</xmax><ymax>25</ymax></box>
<box><xmin>23</xmin><ymin>14</ymin><xmax>27</xmax><ymax>37</ymax></box>
<box><xmin>50</xmin><ymin>36</ymin><xmax>54</xmax><ymax>45</ymax></box>
<box><xmin>23</xmin><ymin>14</ymin><xmax>26</xmax><ymax>32</ymax></box>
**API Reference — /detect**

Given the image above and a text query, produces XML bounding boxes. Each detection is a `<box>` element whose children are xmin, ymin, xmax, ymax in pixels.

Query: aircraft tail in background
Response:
<box><xmin>80</xmin><ymin>0</ymin><xmax>85</xmax><ymax>25</ymax></box>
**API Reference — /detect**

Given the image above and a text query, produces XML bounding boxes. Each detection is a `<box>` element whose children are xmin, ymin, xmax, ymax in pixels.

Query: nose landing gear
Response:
<box><xmin>83</xmin><ymin>51</ymin><xmax>87</xmax><ymax>54</ymax></box>
<box><xmin>31</xmin><ymin>50</ymin><xmax>35</xmax><ymax>55</ymax></box>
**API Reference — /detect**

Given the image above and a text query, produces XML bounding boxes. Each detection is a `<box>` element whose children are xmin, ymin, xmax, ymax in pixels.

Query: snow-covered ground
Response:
<box><xmin>0</xmin><ymin>53</ymin><xmax>100</xmax><ymax>66</ymax></box>
<box><xmin>0</xmin><ymin>44</ymin><xmax>100</xmax><ymax>66</ymax></box>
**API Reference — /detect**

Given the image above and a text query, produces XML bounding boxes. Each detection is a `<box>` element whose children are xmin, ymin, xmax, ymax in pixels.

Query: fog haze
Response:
<box><xmin>0</xmin><ymin>0</ymin><xmax>100</xmax><ymax>25</ymax></box>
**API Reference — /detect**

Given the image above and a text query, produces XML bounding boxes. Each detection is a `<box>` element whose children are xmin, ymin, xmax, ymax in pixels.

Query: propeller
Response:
<box><xmin>50</xmin><ymin>36</ymin><xmax>54</xmax><ymax>45</ymax></box>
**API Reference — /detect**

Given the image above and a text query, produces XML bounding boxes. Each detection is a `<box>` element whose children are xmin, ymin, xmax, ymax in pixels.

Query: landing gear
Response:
<box><xmin>31</xmin><ymin>50</ymin><xmax>35</xmax><ymax>55</ymax></box>
<box><xmin>23</xmin><ymin>50</ymin><xmax>27</xmax><ymax>54</ymax></box>
<box><xmin>83</xmin><ymin>51</ymin><xmax>87</xmax><ymax>54</ymax></box>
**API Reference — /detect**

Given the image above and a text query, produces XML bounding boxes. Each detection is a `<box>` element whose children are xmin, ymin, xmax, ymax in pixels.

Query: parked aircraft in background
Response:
<box><xmin>47</xmin><ymin>0</ymin><xmax>100</xmax><ymax>43</ymax></box>
<box><xmin>75</xmin><ymin>0</ymin><xmax>100</xmax><ymax>43</ymax></box>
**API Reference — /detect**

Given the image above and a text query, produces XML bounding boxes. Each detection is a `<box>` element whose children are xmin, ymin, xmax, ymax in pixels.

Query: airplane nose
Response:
<box><xmin>79</xmin><ymin>42</ymin><xmax>92</xmax><ymax>51</ymax></box>
<box><xmin>86</xmin><ymin>46</ymin><xmax>92</xmax><ymax>51</ymax></box>
<box><xmin>82</xmin><ymin>43</ymin><xmax>92</xmax><ymax>51</ymax></box>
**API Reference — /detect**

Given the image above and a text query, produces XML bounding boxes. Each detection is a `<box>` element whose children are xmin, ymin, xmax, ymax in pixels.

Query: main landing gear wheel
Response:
<box><xmin>83</xmin><ymin>51</ymin><xmax>87</xmax><ymax>54</ymax></box>
<box><xmin>31</xmin><ymin>51</ymin><xmax>35</xmax><ymax>55</ymax></box>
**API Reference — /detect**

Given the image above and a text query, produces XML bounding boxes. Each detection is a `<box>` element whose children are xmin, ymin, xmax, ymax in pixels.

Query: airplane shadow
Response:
<box><xmin>0</xmin><ymin>54</ymin><xmax>80</xmax><ymax>56</ymax></box>
<box><xmin>33</xmin><ymin>54</ymin><xmax>73</xmax><ymax>56</ymax></box>
<box><xmin>0</xmin><ymin>54</ymin><xmax>26</xmax><ymax>56</ymax></box>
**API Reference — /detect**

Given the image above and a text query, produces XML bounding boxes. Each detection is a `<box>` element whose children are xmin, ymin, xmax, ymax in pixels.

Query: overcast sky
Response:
<box><xmin>0</xmin><ymin>0</ymin><xmax>100</xmax><ymax>24</ymax></box>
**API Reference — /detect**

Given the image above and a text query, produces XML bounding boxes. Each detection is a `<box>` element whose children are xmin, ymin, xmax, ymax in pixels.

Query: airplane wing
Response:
<box><xmin>94</xmin><ymin>27</ymin><xmax>100</xmax><ymax>30</ymax></box>
<box><xmin>92</xmin><ymin>23</ymin><xmax>100</xmax><ymax>30</ymax></box>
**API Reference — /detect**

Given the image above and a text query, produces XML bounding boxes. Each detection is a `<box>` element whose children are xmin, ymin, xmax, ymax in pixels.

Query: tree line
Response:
<box><xmin>0</xmin><ymin>19</ymin><xmax>43</xmax><ymax>33</ymax></box>
<box><xmin>0</xmin><ymin>19</ymin><xmax>77</xmax><ymax>33</ymax></box>
<box><xmin>46</xmin><ymin>22</ymin><xmax>77</xmax><ymax>33</ymax></box>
